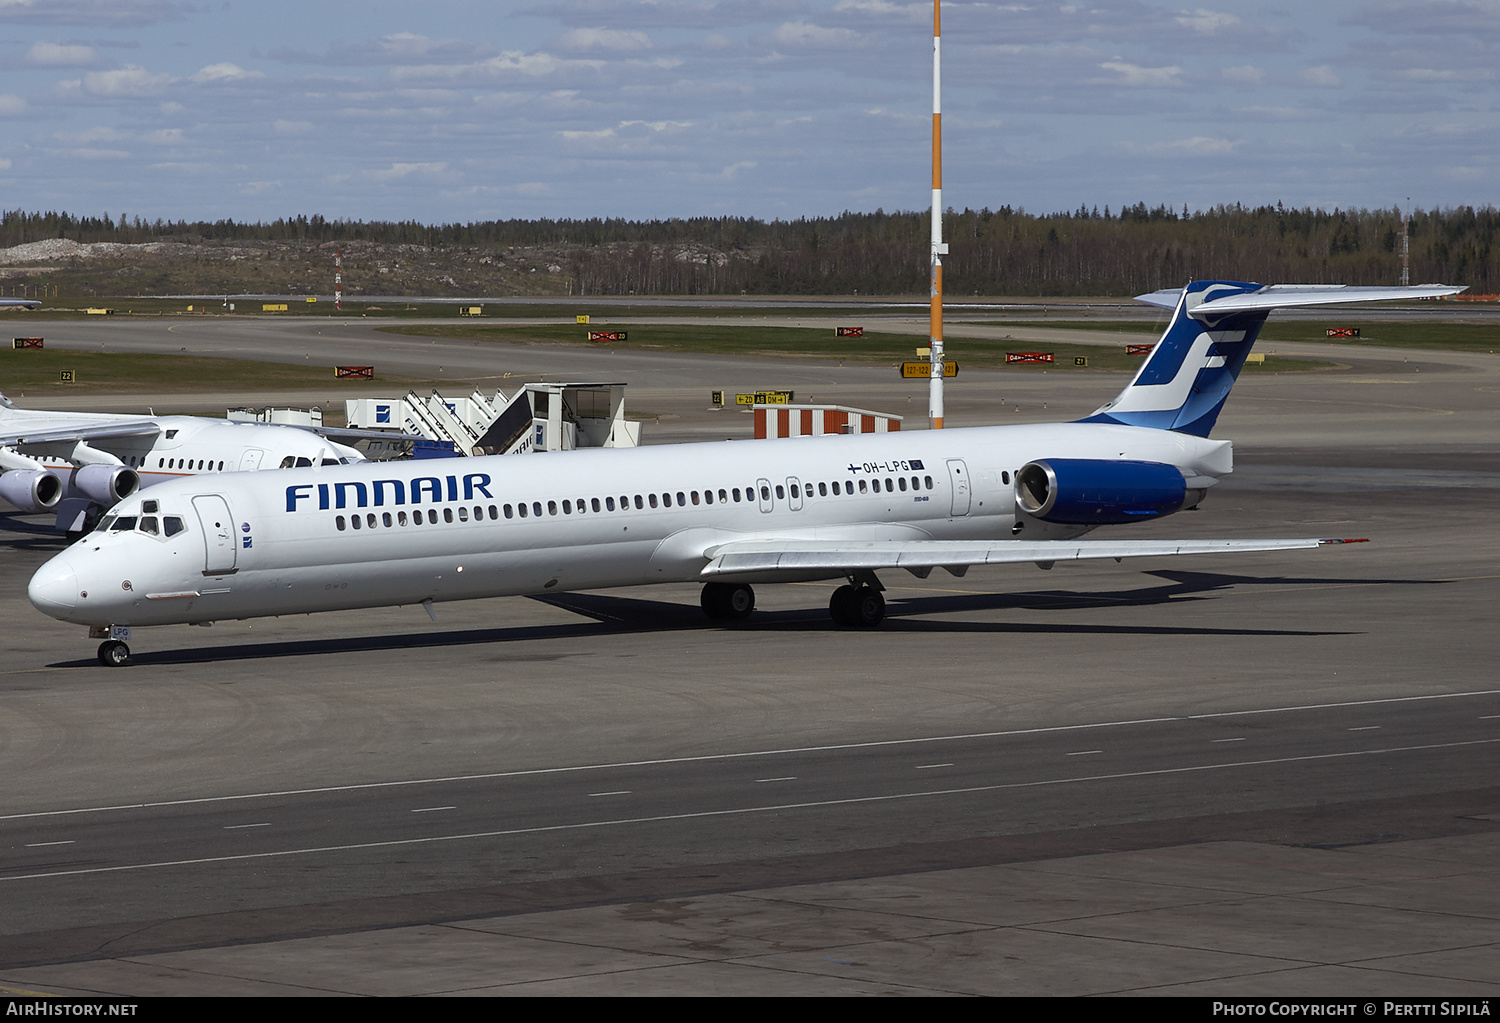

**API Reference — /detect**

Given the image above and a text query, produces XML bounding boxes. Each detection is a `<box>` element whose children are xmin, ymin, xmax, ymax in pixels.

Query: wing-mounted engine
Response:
<box><xmin>70</xmin><ymin>463</ymin><xmax>140</xmax><ymax>505</ymax></box>
<box><xmin>0</xmin><ymin>469</ymin><xmax>65</xmax><ymax>512</ymax></box>
<box><xmin>1015</xmin><ymin>458</ymin><xmax>1195</xmax><ymax>525</ymax></box>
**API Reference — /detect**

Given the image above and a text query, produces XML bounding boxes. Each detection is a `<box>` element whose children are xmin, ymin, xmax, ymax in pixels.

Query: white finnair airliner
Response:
<box><xmin>28</xmin><ymin>280</ymin><xmax>1462</xmax><ymax>665</ymax></box>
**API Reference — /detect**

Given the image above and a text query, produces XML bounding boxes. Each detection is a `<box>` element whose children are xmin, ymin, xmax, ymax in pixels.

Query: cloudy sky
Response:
<box><xmin>0</xmin><ymin>1</ymin><xmax>1495</xmax><ymax>224</ymax></box>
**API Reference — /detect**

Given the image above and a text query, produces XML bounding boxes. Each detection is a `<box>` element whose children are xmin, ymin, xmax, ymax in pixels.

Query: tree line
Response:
<box><xmin>3</xmin><ymin>203</ymin><xmax>1494</xmax><ymax>296</ymax></box>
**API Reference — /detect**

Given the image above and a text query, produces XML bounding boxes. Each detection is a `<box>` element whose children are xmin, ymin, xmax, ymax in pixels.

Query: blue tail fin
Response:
<box><xmin>1079</xmin><ymin>280</ymin><xmax>1270</xmax><ymax>437</ymax></box>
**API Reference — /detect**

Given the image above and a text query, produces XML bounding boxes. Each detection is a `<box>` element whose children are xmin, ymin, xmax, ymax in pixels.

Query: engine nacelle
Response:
<box><xmin>0</xmin><ymin>469</ymin><xmax>65</xmax><ymax>512</ymax></box>
<box><xmin>71</xmin><ymin>463</ymin><xmax>140</xmax><ymax>505</ymax></box>
<box><xmin>1015</xmin><ymin>458</ymin><xmax>1188</xmax><ymax>525</ymax></box>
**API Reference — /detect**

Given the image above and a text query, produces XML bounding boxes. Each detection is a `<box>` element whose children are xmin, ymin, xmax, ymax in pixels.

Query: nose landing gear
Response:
<box><xmin>97</xmin><ymin>640</ymin><xmax>131</xmax><ymax>667</ymax></box>
<box><xmin>89</xmin><ymin>625</ymin><xmax>132</xmax><ymax>667</ymax></box>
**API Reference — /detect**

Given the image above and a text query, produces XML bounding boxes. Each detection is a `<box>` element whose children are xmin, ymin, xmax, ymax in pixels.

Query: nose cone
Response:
<box><xmin>29</xmin><ymin>555</ymin><xmax>80</xmax><ymax>619</ymax></box>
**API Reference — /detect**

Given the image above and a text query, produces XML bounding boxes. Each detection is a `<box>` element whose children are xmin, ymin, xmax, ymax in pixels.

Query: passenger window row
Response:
<box><xmin>154</xmin><ymin>456</ymin><xmax>227</xmax><ymax>471</ymax></box>
<box><xmin>330</xmin><ymin>475</ymin><xmax>939</xmax><ymax>532</ymax></box>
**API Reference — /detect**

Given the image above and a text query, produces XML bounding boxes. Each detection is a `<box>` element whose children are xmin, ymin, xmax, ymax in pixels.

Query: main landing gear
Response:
<box><xmin>829</xmin><ymin>583</ymin><xmax>884</xmax><ymax>628</ymax></box>
<box><xmin>97</xmin><ymin>640</ymin><xmax>131</xmax><ymax>667</ymax></box>
<box><xmin>701</xmin><ymin>582</ymin><xmax>755</xmax><ymax>621</ymax></box>
<box><xmin>700</xmin><ymin>573</ymin><xmax>886</xmax><ymax>629</ymax></box>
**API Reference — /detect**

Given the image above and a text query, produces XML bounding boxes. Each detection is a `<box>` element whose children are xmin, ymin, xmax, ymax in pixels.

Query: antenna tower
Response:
<box><xmin>1401</xmin><ymin>199</ymin><xmax>1410</xmax><ymax>287</ymax></box>
<box><xmin>928</xmin><ymin>0</ymin><xmax>948</xmax><ymax>429</ymax></box>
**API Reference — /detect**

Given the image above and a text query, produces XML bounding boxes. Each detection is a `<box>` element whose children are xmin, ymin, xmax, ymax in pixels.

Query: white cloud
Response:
<box><xmin>1297</xmin><ymin>66</ymin><xmax>1341</xmax><ymax>88</ymax></box>
<box><xmin>832</xmin><ymin>0</ymin><xmax>926</xmax><ymax>20</ymax></box>
<box><xmin>0</xmin><ymin>157</ymin><xmax>11</xmax><ymax>170</ymax></box>
<box><xmin>773</xmin><ymin>21</ymin><xmax>864</xmax><ymax>47</ymax></box>
<box><xmin>1122</xmin><ymin>136</ymin><xmax>1240</xmax><ymax>157</ymax></box>
<box><xmin>0</xmin><ymin>0</ymin><xmax>179</xmax><ymax>26</ymax></box>
<box><xmin>191</xmin><ymin>63</ymin><xmax>263</xmax><ymax>83</ymax></box>
<box><xmin>55</xmin><ymin>126</ymin><xmax>126</xmax><ymax>143</ymax></box>
<box><xmin>26</xmin><ymin>41</ymin><xmax>98</xmax><ymax>66</ymax></box>
<box><xmin>0</xmin><ymin>94</ymin><xmax>26</xmax><ymax>115</ymax></box>
<box><xmin>274</xmin><ymin>119</ymin><xmax>316</xmax><ymax>136</ymax></box>
<box><xmin>82</xmin><ymin>65</ymin><xmax>173</xmax><ymax>97</ymax></box>
<box><xmin>67</xmin><ymin>147</ymin><xmax>131</xmax><ymax>159</ymax></box>
<box><xmin>559</xmin><ymin>27</ymin><xmax>652</xmax><ymax>51</ymax></box>
<box><xmin>365</xmin><ymin>162</ymin><xmax>449</xmax><ymax>181</ymax></box>
<box><xmin>1175</xmin><ymin>9</ymin><xmax>1242</xmax><ymax>35</ymax></box>
<box><xmin>1222</xmin><ymin>65</ymin><xmax>1264</xmax><ymax>85</ymax></box>
<box><xmin>141</xmin><ymin>128</ymin><xmax>182</xmax><ymax>144</ymax></box>
<box><xmin>1099</xmin><ymin>61</ymin><xmax>1183</xmax><ymax>87</ymax></box>
<box><xmin>389</xmin><ymin>50</ymin><xmax>604</xmax><ymax>83</ymax></box>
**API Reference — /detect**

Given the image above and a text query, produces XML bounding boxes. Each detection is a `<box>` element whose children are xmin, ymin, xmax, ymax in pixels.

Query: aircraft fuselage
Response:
<box><xmin>28</xmin><ymin>421</ymin><xmax>1230</xmax><ymax>629</ymax></box>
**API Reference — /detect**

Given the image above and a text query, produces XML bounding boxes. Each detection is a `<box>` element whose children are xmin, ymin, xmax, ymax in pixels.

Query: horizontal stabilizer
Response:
<box><xmin>701</xmin><ymin>537</ymin><xmax>1354</xmax><ymax>578</ymax></box>
<box><xmin>1135</xmin><ymin>283</ymin><xmax>1465</xmax><ymax>314</ymax></box>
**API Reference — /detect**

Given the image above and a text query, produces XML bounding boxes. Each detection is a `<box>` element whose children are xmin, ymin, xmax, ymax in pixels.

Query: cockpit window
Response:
<box><xmin>110</xmin><ymin>516</ymin><xmax>137</xmax><ymax>532</ymax></box>
<box><xmin>94</xmin><ymin>513</ymin><xmax>118</xmax><ymax>533</ymax></box>
<box><xmin>142</xmin><ymin>500</ymin><xmax>158</xmax><ymax>514</ymax></box>
<box><xmin>279</xmin><ymin>456</ymin><xmax>295</xmax><ymax>468</ymax></box>
<box><xmin>163</xmin><ymin>516</ymin><xmax>186</xmax><ymax>537</ymax></box>
<box><xmin>138</xmin><ymin>516</ymin><xmax>159</xmax><ymax>535</ymax></box>
<box><xmin>295</xmin><ymin>457</ymin><xmax>313</xmax><ymax>467</ymax></box>
<box><xmin>322</xmin><ymin>458</ymin><xmax>340</xmax><ymax>466</ymax></box>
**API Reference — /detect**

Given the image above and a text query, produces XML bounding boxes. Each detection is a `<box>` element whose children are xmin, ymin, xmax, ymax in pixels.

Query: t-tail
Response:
<box><xmin>1080</xmin><ymin>279</ymin><xmax>1467</xmax><ymax>438</ymax></box>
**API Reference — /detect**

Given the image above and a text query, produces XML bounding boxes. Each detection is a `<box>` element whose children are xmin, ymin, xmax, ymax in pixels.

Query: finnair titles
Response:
<box><xmin>27</xmin><ymin>280</ymin><xmax>1463</xmax><ymax>666</ymax></box>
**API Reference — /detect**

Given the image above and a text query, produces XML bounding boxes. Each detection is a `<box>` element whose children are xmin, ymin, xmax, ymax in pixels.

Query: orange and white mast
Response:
<box><xmin>929</xmin><ymin>0</ymin><xmax>948</xmax><ymax>429</ymax></box>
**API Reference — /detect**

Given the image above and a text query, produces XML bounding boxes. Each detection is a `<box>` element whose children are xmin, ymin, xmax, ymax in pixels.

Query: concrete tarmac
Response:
<box><xmin>1</xmin><ymin>317</ymin><xmax>1498</xmax><ymax>996</ymax></box>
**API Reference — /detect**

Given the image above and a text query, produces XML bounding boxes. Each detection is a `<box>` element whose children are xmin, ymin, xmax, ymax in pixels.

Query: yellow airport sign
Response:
<box><xmin>900</xmin><ymin>362</ymin><xmax>958</xmax><ymax>379</ymax></box>
<box><xmin>736</xmin><ymin>390</ymin><xmax>794</xmax><ymax>405</ymax></box>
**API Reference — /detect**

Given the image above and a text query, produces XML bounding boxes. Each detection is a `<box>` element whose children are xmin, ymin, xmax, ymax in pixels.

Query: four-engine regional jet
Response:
<box><xmin>1</xmin><ymin>394</ymin><xmax>365</xmax><ymax>533</ymax></box>
<box><xmin>26</xmin><ymin>280</ymin><xmax>1463</xmax><ymax>665</ymax></box>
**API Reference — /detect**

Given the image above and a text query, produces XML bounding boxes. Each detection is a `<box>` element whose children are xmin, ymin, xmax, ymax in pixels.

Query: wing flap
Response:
<box><xmin>701</xmin><ymin>537</ymin><xmax>1341</xmax><ymax>578</ymax></box>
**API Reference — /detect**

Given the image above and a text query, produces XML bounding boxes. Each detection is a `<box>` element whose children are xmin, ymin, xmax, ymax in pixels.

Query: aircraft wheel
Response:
<box><xmin>829</xmin><ymin>585</ymin><xmax>857</xmax><ymax>626</ymax></box>
<box><xmin>701</xmin><ymin>583</ymin><xmax>755</xmax><ymax>621</ymax></box>
<box><xmin>97</xmin><ymin>640</ymin><xmax>131</xmax><ymax>667</ymax></box>
<box><xmin>851</xmin><ymin>586</ymin><xmax>885</xmax><ymax>628</ymax></box>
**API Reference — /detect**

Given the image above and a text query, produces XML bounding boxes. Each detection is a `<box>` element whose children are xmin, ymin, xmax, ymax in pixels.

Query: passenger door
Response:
<box><xmin>947</xmin><ymin>459</ymin><xmax>971</xmax><ymax>516</ymax></box>
<box><xmin>192</xmin><ymin>494</ymin><xmax>238</xmax><ymax>574</ymax></box>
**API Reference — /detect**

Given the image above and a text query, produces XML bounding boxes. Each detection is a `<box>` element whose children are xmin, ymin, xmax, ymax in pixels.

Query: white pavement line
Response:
<box><xmin>11</xmin><ymin>689</ymin><xmax>1499</xmax><ymax>825</ymax></box>
<box><xmin>3</xmin><ymin>737</ymin><xmax>1495</xmax><ymax>884</ymax></box>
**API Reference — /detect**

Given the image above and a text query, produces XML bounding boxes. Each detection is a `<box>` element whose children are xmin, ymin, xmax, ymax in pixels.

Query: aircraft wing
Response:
<box><xmin>1136</xmin><ymin>284</ymin><xmax>1465</xmax><ymax>313</ymax></box>
<box><xmin>0</xmin><ymin>299</ymin><xmax>42</xmax><ymax>309</ymax></box>
<box><xmin>305</xmin><ymin>425</ymin><xmax>427</xmax><ymax>443</ymax></box>
<box><xmin>700</xmin><ymin>537</ymin><xmax>1362</xmax><ymax>577</ymax></box>
<box><xmin>1</xmin><ymin>419</ymin><xmax>162</xmax><ymax>447</ymax></box>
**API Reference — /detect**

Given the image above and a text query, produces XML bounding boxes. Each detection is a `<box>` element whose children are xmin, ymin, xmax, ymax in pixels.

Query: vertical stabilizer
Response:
<box><xmin>1080</xmin><ymin>280</ymin><xmax>1270</xmax><ymax>437</ymax></box>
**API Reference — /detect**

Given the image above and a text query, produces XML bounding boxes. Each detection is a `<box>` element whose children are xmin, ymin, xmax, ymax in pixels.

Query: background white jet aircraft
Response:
<box><xmin>1</xmin><ymin>393</ymin><xmax>366</xmax><ymax>533</ymax></box>
<box><xmin>27</xmin><ymin>280</ymin><xmax>1464</xmax><ymax>665</ymax></box>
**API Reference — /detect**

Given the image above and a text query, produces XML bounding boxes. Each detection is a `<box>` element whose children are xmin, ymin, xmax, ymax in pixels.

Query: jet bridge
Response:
<box><xmin>345</xmin><ymin>382</ymin><xmax>639</xmax><ymax>457</ymax></box>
